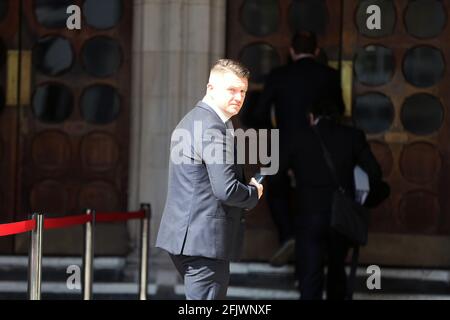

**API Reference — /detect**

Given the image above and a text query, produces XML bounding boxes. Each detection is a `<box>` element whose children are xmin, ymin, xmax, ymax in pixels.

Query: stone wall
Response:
<box><xmin>126</xmin><ymin>0</ymin><xmax>226</xmax><ymax>284</ymax></box>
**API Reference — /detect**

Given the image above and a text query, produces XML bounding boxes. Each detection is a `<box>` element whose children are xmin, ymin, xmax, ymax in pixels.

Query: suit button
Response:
<box><xmin>241</xmin><ymin>218</ymin><xmax>245</xmax><ymax>223</ymax></box>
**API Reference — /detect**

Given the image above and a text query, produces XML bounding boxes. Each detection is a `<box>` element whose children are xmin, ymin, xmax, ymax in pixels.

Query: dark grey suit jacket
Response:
<box><xmin>156</xmin><ymin>101</ymin><xmax>259</xmax><ymax>261</ymax></box>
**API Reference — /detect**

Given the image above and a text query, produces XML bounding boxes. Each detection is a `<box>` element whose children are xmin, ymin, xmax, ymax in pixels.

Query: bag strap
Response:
<box><xmin>346</xmin><ymin>245</ymin><xmax>360</xmax><ymax>300</ymax></box>
<box><xmin>312</xmin><ymin>125</ymin><xmax>343</xmax><ymax>191</ymax></box>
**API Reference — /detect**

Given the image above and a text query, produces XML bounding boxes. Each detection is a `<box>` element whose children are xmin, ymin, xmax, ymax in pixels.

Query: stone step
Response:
<box><xmin>1</xmin><ymin>256</ymin><xmax>450</xmax><ymax>300</ymax></box>
<box><xmin>0</xmin><ymin>256</ymin><xmax>126</xmax><ymax>282</ymax></box>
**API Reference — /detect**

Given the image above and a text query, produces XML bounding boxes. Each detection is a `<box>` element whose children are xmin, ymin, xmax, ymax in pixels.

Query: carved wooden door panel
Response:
<box><xmin>343</xmin><ymin>0</ymin><xmax>450</xmax><ymax>266</ymax></box>
<box><xmin>0</xmin><ymin>1</ymin><xmax>21</xmax><ymax>252</ymax></box>
<box><xmin>0</xmin><ymin>0</ymin><xmax>132</xmax><ymax>254</ymax></box>
<box><xmin>228</xmin><ymin>0</ymin><xmax>450</xmax><ymax>267</ymax></box>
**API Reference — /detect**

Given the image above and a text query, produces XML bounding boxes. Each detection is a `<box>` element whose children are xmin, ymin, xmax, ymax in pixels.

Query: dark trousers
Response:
<box><xmin>266</xmin><ymin>169</ymin><xmax>294</xmax><ymax>244</ymax></box>
<box><xmin>295</xmin><ymin>213</ymin><xmax>350</xmax><ymax>300</ymax></box>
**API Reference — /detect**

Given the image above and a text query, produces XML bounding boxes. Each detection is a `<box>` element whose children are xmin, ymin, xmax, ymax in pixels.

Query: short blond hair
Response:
<box><xmin>210</xmin><ymin>59</ymin><xmax>250</xmax><ymax>79</ymax></box>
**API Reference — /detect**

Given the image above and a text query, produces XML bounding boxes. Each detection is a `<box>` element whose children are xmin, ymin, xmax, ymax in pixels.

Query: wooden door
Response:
<box><xmin>342</xmin><ymin>0</ymin><xmax>450</xmax><ymax>266</ymax></box>
<box><xmin>226</xmin><ymin>0</ymin><xmax>344</xmax><ymax>261</ymax></box>
<box><xmin>0</xmin><ymin>1</ymin><xmax>21</xmax><ymax>252</ymax></box>
<box><xmin>0</xmin><ymin>0</ymin><xmax>132</xmax><ymax>254</ymax></box>
<box><xmin>228</xmin><ymin>0</ymin><xmax>450</xmax><ymax>267</ymax></box>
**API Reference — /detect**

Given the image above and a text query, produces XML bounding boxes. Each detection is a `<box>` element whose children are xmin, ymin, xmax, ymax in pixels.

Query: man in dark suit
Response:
<box><xmin>156</xmin><ymin>59</ymin><xmax>263</xmax><ymax>300</ymax></box>
<box><xmin>288</xmin><ymin>99</ymin><xmax>389</xmax><ymax>299</ymax></box>
<box><xmin>255</xmin><ymin>31</ymin><xmax>345</xmax><ymax>265</ymax></box>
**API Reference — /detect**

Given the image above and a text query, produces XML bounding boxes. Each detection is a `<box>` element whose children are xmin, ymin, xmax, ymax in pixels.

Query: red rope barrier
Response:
<box><xmin>96</xmin><ymin>210</ymin><xmax>146</xmax><ymax>223</ymax></box>
<box><xmin>0</xmin><ymin>219</ymin><xmax>36</xmax><ymax>237</ymax></box>
<box><xmin>0</xmin><ymin>209</ymin><xmax>146</xmax><ymax>237</ymax></box>
<box><xmin>44</xmin><ymin>214</ymin><xmax>93</xmax><ymax>230</ymax></box>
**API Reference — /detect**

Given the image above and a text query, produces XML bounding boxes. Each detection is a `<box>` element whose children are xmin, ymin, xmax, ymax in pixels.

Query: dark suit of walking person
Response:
<box><xmin>289</xmin><ymin>100</ymin><xmax>389</xmax><ymax>299</ymax></box>
<box><xmin>255</xmin><ymin>32</ymin><xmax>345</xmax><ymax>265</ymax></box>
<box><xmin>156</xmin><ymin>59</ymin><xmax>264</xmax><ymax>300</ymax></box>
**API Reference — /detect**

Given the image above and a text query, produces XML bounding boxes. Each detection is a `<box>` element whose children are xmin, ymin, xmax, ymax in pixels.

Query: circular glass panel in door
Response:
<box><xmin>403</xmin><ymin>46</ymin><xmax>445</xmax><ymax>88</ymax></box>
<box><xmin>354</xmin><ymin>45</ymin><xmax>395</xmax><ymax>86</ymax></box>
<box><xmin>353</xmin><ymin>92</ymin><xmax>394</xmax><ymax>134</ymax></box>
<box><xmin>401</xmin><ymin>94</ymin><xmax>443</xmax><ymax>136</ymax></box>
<box><xmin>35</xmin><ymin>0</ymin><xmax>74</xmax><ymax>28</ymax></box>
<box><xmin>81</xmin><ymin>85</ymin><xmax>120</xmax><ymax>125</ymax></box>
<box><xmin>32</xmin><ymin>83</ymin><xmax>74</xmax><ymax>123</ymax></box>
<box><xmin>240</xmin><ymin>0</ymin><xmax>279</xmax><ymax>37</ymax></box>
<box><xmin>289</xmin><ymin>0</ymin><xmax>329</xmax><ymax>35</ymax></box>
<box><xmin>239</xmin><ymin>43</ymin><xmax>280</xmax><ymax>84</ymax></box>
<box><xmin>82</xmin><ymin>36</ymin><xmax>123</xmax><ymax>77</ymax></box>
<box><xmin>405</xmin><ymin>0</ymin><xmax>447</xmax><ymax>39</ymax></box>
<box><xmin>84</xmin><ymin>0</ymin><xmax>123</xmax><ymax>30</ymax></box>
<box><xmin>33</xmin><ymin>36</ymin><xmax>74</xmax><ymax>76</ymax></box>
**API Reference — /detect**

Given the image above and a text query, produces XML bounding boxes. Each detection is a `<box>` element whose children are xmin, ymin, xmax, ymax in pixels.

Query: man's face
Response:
<box><xmin>207</xmin><ymin>71</ymin><xmax>248</xmax><ymax>118</ymax></box>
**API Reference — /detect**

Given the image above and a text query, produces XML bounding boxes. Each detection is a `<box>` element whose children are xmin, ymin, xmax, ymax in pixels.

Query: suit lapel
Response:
<box><xmin>196</xmin><ymin>101</ymin><xmax>246</xmax><ymax>182</ymax></box>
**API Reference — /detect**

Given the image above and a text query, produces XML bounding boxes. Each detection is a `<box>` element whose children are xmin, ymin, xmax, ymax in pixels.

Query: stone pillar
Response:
<box><xmin>125</xmin><ymin>0</ymin><xmax>226</xmax><ymax>285</ymax></box>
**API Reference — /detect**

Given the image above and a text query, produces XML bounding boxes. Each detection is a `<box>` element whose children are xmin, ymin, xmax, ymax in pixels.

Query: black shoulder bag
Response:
<box><xmin>312</xmin><ymin>126</ymin><xmax>370</xmax><ymax>300</ymax></box>
<box><xmin>312</xmin><ymin>126</ymin><xmax>370</xmax><ymax>246</ymax></box>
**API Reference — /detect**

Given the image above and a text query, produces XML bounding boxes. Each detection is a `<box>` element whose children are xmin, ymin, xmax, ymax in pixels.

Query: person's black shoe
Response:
<box><xmin>269</xmin><ymin>239</ymin><xmax>295</xmax><ymax>267</ymax></box>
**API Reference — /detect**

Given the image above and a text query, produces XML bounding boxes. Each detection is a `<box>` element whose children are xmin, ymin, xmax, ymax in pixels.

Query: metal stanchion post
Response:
<box><xmin>82</xmin><ymin>209</ymin><xmax>95</xmax><ymax>300</ymax></box>
<box><xmin>139</xmin><ymin>204</ymin><xmax>151</xmax><ymax>300</ymax></box>
<box><xmin>28</xmin><ymin>212</ymin><xmax>44</xmax><ymax>300</ymax></box>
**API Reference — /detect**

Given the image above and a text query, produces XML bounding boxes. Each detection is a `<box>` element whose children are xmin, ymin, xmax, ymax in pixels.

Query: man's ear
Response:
<box><xmin>206</xmin><ymin>82</ymin><xmax>214</xmax><ymax>93</ymax></box>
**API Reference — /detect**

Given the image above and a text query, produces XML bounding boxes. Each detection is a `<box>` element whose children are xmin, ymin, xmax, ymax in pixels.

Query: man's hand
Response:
<box><xmin>250</xmin><ymin>178</ymin><xmax>264</xmax><ymax>199</ymax></box>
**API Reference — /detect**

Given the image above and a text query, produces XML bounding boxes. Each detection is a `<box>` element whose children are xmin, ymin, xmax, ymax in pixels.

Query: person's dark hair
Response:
<box><xmin>307</xmin><ymin>98</ymin><xmax>342</xmax><ymax>120</ymax></box>
<box><xmin>291</xmin><ymin>31</ymin><xmax>317</xmax><ymax>55</ymax></box>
